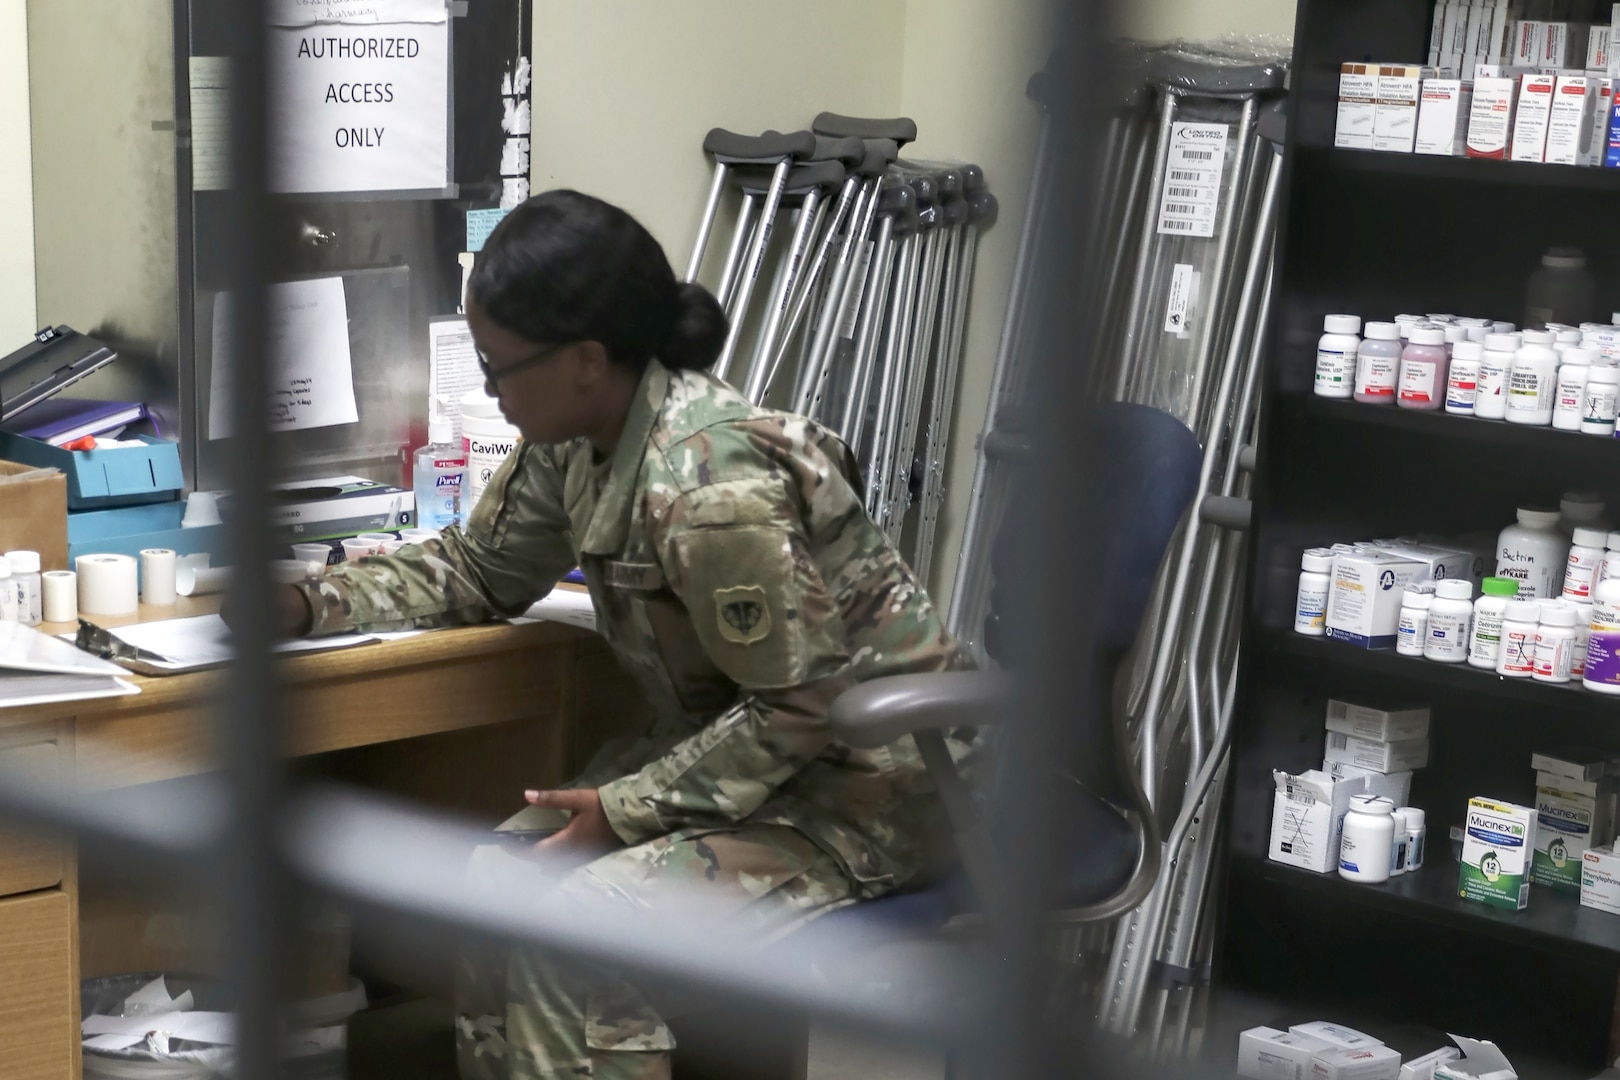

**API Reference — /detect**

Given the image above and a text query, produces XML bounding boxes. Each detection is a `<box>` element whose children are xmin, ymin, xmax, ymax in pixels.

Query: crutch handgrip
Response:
<box><xmin>809</xmin><ymin>135</ymin><xmax>865</xmax><ymax>167</ymax></box>
<box><xmin>1257</xmin><ymin>99</ymin><xmax>1288</xmax><ymax>146</ymax></box>
<box><xmin>968</xmin><ymin>191</ymin><xmax>999</xmax><ymax>229</ymax></box>
<box><xmin>1198</xmin><ymin>495</ymin><xmax>1252</xmax><ymax>532</ymax></box>
<box><xmin>701</xmin><ymin>128</ymin><xmax>817</xmax><ymax>164</ymax></box>
<box><xmin>738</xmin><ymin>159</ymin><xmax>847</xmax><ymax>197</ymax></box>
<box><xmin>813</xmin><ymin>112</ymin><xmax>918</xmax><ymax>147</ymax></box>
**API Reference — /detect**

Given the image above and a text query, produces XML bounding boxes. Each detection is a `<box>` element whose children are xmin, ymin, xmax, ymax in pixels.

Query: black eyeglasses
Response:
<box><xmin>477</xmin><ymin>341</ymin><xmax>569</xmax><ymax>387</ymax></box>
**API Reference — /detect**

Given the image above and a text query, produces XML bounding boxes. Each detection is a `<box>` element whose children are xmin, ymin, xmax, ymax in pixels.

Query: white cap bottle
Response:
<box><xmin>1294</xmin><ymin>549</ymin><xmax>1334</xmax><ymax>636</ymax></box>
<box><xmin>1424</xmin><ymin>579</ymin><xmax>1474</xmax><ymax>663</ymax></box>
<box><xmin>1533</xmin><ymin>599</ymin><xmax>1579</xmax><ymax>683</ymax></box>
<box><xmin>1582</xmin><ymin>363</ymin><xmax>1620</xmax><ymax>436</ymax></box>
<box><xmin>1314</xmin><ymin>315</ymin><xmax>1361</xmax><ymax>399</ymax></box>
<box><xmin>1340</xmin><ymin>795</ymin><xmax>1396</xmax><ymax>884</ymax></box>
<box><xmin>1477</xmin><ymin>333</ymin><xmax>1519</xmax><ymax>420</ymax></box>
<box><xmin>1497</xmin><ymin>507</ymin><xmax>1569</xmax><ymax>598</ymax></box>
<box><xmin>1498</xmin><ymin>598</ymin><xmax>1542</xmax><ymax>677</ymax></box>
<box><xmin>1553</xmin><ymin>348</ymin><xmax>1596</xmax><ymax>431</ymax></box>
<box><xmin>1507</xmin><ymin>329</ymin><xmax>1559</xmax><ymax>426</ymax></box>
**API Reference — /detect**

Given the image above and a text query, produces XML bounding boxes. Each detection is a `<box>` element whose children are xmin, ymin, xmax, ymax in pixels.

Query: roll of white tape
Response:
<box><xmin>140</xmin><ymin>548</ymin><xmax>178</xmax><ymax>605</ymax></box>
<box><xmin>76</xmin><ymin>554</ymin><xmax>140</xmax><ymax>616</ymax></box>
<box><xmin>41</xmin><ymin>571</ymin><xmax>77</xmax><ymax>623</ymax></box>
<box><xmin>177</xmin><ymin>554</ymin><xmax>231</xmax><ymax>598</ymax></box>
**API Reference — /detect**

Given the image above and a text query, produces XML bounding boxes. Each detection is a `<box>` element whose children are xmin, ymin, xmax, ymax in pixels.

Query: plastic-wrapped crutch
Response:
<box><xmin>789</xmin><ymin>138</ymin><xmax>900</xmax><ymax>422</ymax></box>
<box><xmin>732</xmin><ymin>158</ymin><xmax>849</xmax><ymax>404</ymax></box>
<box><xmin>838</xmin><ymin>179</ymin><xmax>914</xmax><ymax>456</ymax></box>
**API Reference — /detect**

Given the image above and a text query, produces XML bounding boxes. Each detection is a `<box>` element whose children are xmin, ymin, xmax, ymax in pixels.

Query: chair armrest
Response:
<box><xmin>828</xmin><ymin>671</ymin><xmax>1014</xmax><ymax>749</ymax></box>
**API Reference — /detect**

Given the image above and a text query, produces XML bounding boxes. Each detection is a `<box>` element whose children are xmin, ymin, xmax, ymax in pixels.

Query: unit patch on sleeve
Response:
<box><xmin>714</xmin><ymin>585</ymin><xmax>771</xmax><ymax>646</ymax></box>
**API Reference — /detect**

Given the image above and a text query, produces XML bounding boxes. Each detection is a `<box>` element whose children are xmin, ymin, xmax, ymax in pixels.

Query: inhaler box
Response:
<box><xmin>1542</xmin><ymin>22</ymin><xmax>1589</xmax><ymax>68</ymax></box>
<box><xmin>1336</xmin><ymin>63</ymin><xmax>1379</xmax><ymax>149</ymax></box>
<box><xmin>1374</xmin><ymin>65</ymin><xmax>1431</xmax><ymax>152</ymax></box>
<box><xmin>1467</xmin><ymin>75</ymin><xmax>1520</xmax><ymax>157</ymax></box>
<box><xmin>1458</xmin><ymin>796</ymin><xmax>1538</xmax><ymax>911</ymax></box>
<box><xmin>1545</xmin><ymin>74</ymin><xmax>1600</xmax><ymax>163</ymax></box>
<box><xmin>1416</xmin><ymin>77</ymin><xmax>1475</xmax><ymax>154</ymax></box>
<box><xmin>1579</xmin><ymin>844</ymin><xmax>1620</xmax><ymax>914</ymax></box>
<box><xmin>1269</xmin><ymin>770</ymin><xmax>1366</xmax><ymax>874</ymax></box>
<box><xmin>1514</xmin><ymin>19</ymin><xmax>1547</xmax><ymax>67</ymax></box>
<box><xmin>1238</xmin><ymin>1027</ymin><xmax>1335</xmax><ymax>1080</ymax></box>
<box><xmin>1325</xmin><ymin>761</ymin><xmax>1414</xmax><ymax>806</ymax></box>
<box><xmin>1509</xmin><ymin>72</ymin><xmax>1558</xmax><ymax>160</ymax></box>
<box><xmin>1590</xmin><ymin>25</ymin><xmax>1611</xmax><ymax>71</ymax></box>
<box><xmin>1325</xmin><ymin>731</ymin><xmax>1431</xmax><ymax>773</ymax></box>
<box><xmin>1310</xmin><ymin>1046</ymin><xmax>1403</xmax><ymax>1080</ymax></box>
<box><xmin>1325</xmin><ymin>700</ymin><xmax>1431</xmax><ymax>742</ymax></box>
<box><xmin>1325</xmin><ymin>550</ymin><xmax>1428</xmax><ymax>648</ymax></box>
<box><xmin>1589</xmin><ymin>78</ymin><xmax>1615</xmax><ymax>159</ymax></box>
<box><xmin>1400</xmin><ymin>1048</ymin><xmax>1463</xmax><ymax>1080</ymax></box>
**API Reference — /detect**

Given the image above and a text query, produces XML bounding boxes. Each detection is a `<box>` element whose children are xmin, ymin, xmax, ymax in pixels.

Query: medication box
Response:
<box><xmin>1589</xmin><ymin>26</ymin><xmax>1611</xmax><ymax>71</ymax></box>
<box><xmin>1531</xmin><ymin>748</ymin><xmax>1619</xmax><ymax>783</ymax></box>
<box><xmin>1269</xmin><ymin>770</ymin><xmax>1366</xmax><ymax>874</ymax></box>
<box><xmin>1325</xmin><ymin>732</ymin><xmax>1431</xmax><ymax>773</ymax></box>
<box><xmin>1400</xmin><ymin>1048</ymin><xmax>1462</xmax><ymax>1080</ymax></box>
<box><xmin>1337</xmin><ymin>63</ymin><xmax>1378</xmax><ymax>149</ymax></box>
<box><xmin>1325</xmin><ymin>700</ymin><xmax>1431</xmax><ymax>742</ymax></box>
<box><xmin>1310</xmin><ymin>1046</ymin><xmax>1402</xmax><ymax>1080</ymax></box>
<box><xmin>1416</xmin><ymin>77</ymin><xmax>1474</xmax><ymax>155</ymax></box>
<box><xmin>1509</xmin><ymin>72</ymin><xmax>1557</xmax><ymax>160</ymax></box>
<box><xmin>1374</xmin><ymin>65</ymin><xmax>1432</xmax><ymax>152</ymax></box>
<box><xmin>1545</xmin><ymin>74</ymin><xmax>1600</xmax><ymax>164</ymax></box>
<box><xmin>1541</xmin><ymin>22</ymin><xmax>1589</xmax><ymax>69</ymax></box>
<box><xmin>1579</xmin><ymin>844</ymin><xmax>1620</xmax><ymax>915</ymax></box>
<box><xmin>1289</xmin><ymin>1022</ymin><xmax>1384</xmax><ymax>1051</ymax></box>
<box><xmin>1467</xmin><ymin>75</ymin><xmax>1519</xmax><ymax>157</ymax></box>
<box><xmin>1433</xmin><ymin>1036</ymin><xmax>1517</xmax><ymax>1080</ymax></box>
<box><xmin>1325</xmin><ymin>550</ymin><xmax>1428</xmax><ymax>648</ymax></box>
<box><xmin>1532</xmin><ymin>766</ymin><xmax>1616</xmax><ymax>892</ymax></box>
<box><xmin>1238</xmin><ymin>1027</ymin><xmax>1335</xmax><ymax>1080</ymax></box>
<box><xmin>1366</xmin><ymin>541</ymin><xmax>1476</xmax><ymax>585</ymax></box>
<box><xmin>1458</xmin><ymin>797</ymin><xmax>1537</xmax><ymax>911</ymax></box>
<box><xmin>1325</xmin><ymin>761</ymin><xmax>1414</xmax><ymax>807</ymax></box>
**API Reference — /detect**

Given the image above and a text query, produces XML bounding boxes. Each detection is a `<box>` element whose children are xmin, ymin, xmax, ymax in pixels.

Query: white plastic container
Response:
<box><xmin>3</xmin><ymin>551</ymin><xmax>41</xmax><ymax>627</ymax></box>
<box><xmin>1339</xmin><ymin>794</ymin><xmax>1397</xmax><ymax>884</ymax></box>
<box><xmin>1561</xmin><ymin>492</ymin><xmax>1607</xmax><ymax>537</ymax></box>
<box><xmin>1445</xmin><ymin>340</ymin><xmax>1483</xmax><ymax>414</ymax></box>
<box><xmin>1424</xmin><ymin>579</ymin><xmax>1474</xmax><ymax>663</ymax></box>
<box><xmin>1401</xmin><ymin>806</ymin><xmax>1426</xmax><ymax>871</ymax></box>
<box><xmin>1582</xmin><ymin>363</ymin><xmax>1620</xmax><ymax>436</ymax></box>
<box><xmin>1534</xmin><ymin>599</ymin><xmax>1579</xmax><ymax>682</ymax></box>
<box><xmin>1294</xmin><ymin>549</ymin><xmax>1334</xmax><ymax>636</ymax></box>
<box><xmin>1553</xmin><ymin>348</ymin><xmax>1596</xmax><ymax>430</ymax></box>
<box><xmin>1506</xmin><ymin>328</ymin><xmax>1559</xmax><ymax>425</ymax></box>
<box><xmin>1498</xmin><ymin>598</ymin><xmax>1542</xmax><ymax>677</ymax></box>
<box><xmin>1354</xmin><ymin>322</ymin><xmax>1403</xmax><ymax>404</ymax></box>
<box><xmin>1396</xmin><ymin>584</ymin><xmax>1435</xmax><ymax>657</ymax></box>
<box><xmin>1398</xmin><ymin>325</ymin><xmax>1448</xmax><ymax>410</ymax></box>
<box><xmin>1390</xmin><ymin>807</ymin><xmax>1411</xmax><ymax>877</ymax></box>
<box><xmin>1574</xmin><ymin>601</ymin><xmax>1594</xmax><ymax>678</ymax></box>
<box><xmin>1314</xmin><ymin>315</ymin><xmax>1361</xmax><ymax>398</ymax></box>
<box><xmin>1565</xmin><ymin>526</ymin><xmax>1607</xmax><ymax>600</ymax></box>
<box><xmin>461</xmin><ymin>387</ymin><xmax>522</xmax><ymax>513</ymax></box>
<box><xmin>1476</xmin><ymin>332</ymin><xmax>1518</xmax><ymax>419</ymax></box>
<box><xmin>1497</xmin><ymin>507</ymin><xmax>1569</xmax><ymax>598</ymax></box>
<box><xmin>1468</xmin><ymin>576</ymin><xmax>1520</xmax><ymax>669</ymax></box>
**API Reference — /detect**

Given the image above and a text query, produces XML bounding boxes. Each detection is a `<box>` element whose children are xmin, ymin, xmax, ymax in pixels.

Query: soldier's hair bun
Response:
<box><xmin>467</xmin><ymin>189</ymin><xmax>730</xmax><ymax>378</ymax></box>
<box><xmin>661</xmin><ymin>283</ymin><xmax>726</xmax><ymax>372</ymax></box>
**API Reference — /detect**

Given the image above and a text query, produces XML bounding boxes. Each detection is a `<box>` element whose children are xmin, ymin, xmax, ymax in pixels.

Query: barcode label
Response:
<box><xmin>1157</xmin><ymin>121</ymin><xmax>1228</xmax><ymax>238</ymax></box>
<box><xmin>1328</xmin><ymin>732</ymin><xmax>1350</xmax><ymax>751</ymax></box>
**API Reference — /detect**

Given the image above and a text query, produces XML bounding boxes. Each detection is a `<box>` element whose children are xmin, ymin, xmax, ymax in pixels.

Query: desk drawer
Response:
<box><xmin>0</xmin><ymin>742</ymin><xmax>63</xmax><ymax>896</ymax></box>
<box><xmin>0</xmin><ymin>889</ymin><xmax>74</xmax><ymax>1080</ymax></box>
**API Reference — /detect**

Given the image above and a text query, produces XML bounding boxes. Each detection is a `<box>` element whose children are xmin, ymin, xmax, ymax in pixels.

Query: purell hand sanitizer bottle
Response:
<box><xmin>414</xmin><ymin>397</ymin><xmax>467</xmax><ymax>531</ymax></box>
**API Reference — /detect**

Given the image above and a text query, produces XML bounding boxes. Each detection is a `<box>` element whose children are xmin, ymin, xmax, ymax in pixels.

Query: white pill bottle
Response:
<box><xmin>1339</xmin><ymin>795</ymin><xmax>1396</xmax><ymax>884</ymax></box>
<box><xmin>1497</xmin><ymin>507</ymin><xmax>1569</xmax><ymax>598</ymax></box>
<box><xmin>1314</xmin><ymin>315</ymin><xmax>1361</xmax><ymax>398</ymax></box>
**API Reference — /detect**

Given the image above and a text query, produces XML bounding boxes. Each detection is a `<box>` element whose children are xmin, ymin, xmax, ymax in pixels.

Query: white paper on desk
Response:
<box><xmin>428</xmin><ymin>316</ymin><xmax>483</xmax><ymax>444</ymax></box>
<box><xmin>208</xmin><ymin>278</ymin><xmax>359</xmax><ymax>440</ymax></box>
<box><xmin>100</xmin><ymin>614</ymin><xmax>375</xmax><ymax>674</ymax></box>
<box><xmin>0</xmin><ymin>622</ymin><xmax>128</xmax><ymax>676</ymax></box>
<box><xmin>520</xmin><ymin>590</ymin><xmax>597</xmax><ymax>630</ymax></box>
<box><xmin>188</xmin><ymin>58</ymin><xmax>232</xmax><ymax>191</ymax></box>
<box><xmin>0</xmin><ymin>673</ymin><xmax>139</xmax><ymax>709</ymax></box>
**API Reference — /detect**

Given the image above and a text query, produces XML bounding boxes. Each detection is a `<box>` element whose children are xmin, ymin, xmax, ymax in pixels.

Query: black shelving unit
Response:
<box><xmin>1214</xmin><ymin>0</ymin><xmax>1620</xmax><ymax>1073</ymax></box>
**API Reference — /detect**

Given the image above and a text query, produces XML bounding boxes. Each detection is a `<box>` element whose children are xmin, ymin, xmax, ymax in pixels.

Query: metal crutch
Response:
<box><xmin>861</xmin><ymin>182</ymin><xmax>928</xmax><ymax>523</ymax></box>
<box><xmin>685</xmin><ymin>128</ymin><xmax>816</xmax><ymax>289</ymax></box>
<box><xmin>837</xmin><ymin>179</ymin><xmax>912</xmax><ymax>451</ymax></box>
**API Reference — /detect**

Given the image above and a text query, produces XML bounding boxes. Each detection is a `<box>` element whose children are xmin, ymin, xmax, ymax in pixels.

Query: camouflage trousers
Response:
<box><xmin>455</xmin><ymin>823</ymin><xmax>859</xmax><ymax>1080</ymax></box>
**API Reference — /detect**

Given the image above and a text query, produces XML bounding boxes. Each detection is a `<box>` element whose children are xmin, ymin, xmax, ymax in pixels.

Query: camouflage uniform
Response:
<box><xmin>296</xmin><ymin>361</ymin><xmax>966</xmax><ymax>1079</ymax></box>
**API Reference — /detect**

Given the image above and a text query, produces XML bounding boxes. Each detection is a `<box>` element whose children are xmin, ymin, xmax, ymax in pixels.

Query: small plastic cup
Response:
<box><xmin>380</xmin><ymin>539</ymin><xmax>408</xmax><ymax>555</ymax></box>
<box><xmin>340</xmin><ymin>538</ymin><xmax>377</xmax><ymax>562</ymax></box>
<box><xmin>291</xmin><ymin>543</ymin><xmax>331</xmax><ymax>572</ymax></box>
<box><xmin>399</xmin><ymin>528</ymin><xmax>440</xmax><ymax>545</ymax></box>
<box><xmin>269</xmin><ymin>559</ymin><xmax>312</xmax><ymax>584</ymax></box>
<box><xmin>358</xmin><ymin>532</ymin><xmax>396</xmax><ymax>546</ymax></box>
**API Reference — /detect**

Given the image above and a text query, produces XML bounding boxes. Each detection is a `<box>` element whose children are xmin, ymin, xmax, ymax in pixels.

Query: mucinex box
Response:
<box><xmin>1325</xmin><ymin>700</ymin><xmax>1431</xmax><ymax>742</ymax></box>
<box><xmin>1325</xmin><ymin>550</ymin><xmax>1428</xmax><ymax>648</ymax></box>
<box><xmin>1238</xmin><ymin>1027</ymin><xmax>1336</xmax><ymax>1080</ymax></box>
<box><xmin>1532</xmin><ymin>763</ymin><xmax>1616</xmax><ymax>892</ymax></box>
<box><xmin>1458</xmin><ymin>797</ymin><xmax>1537</xmax><ymax>910</ymax></box>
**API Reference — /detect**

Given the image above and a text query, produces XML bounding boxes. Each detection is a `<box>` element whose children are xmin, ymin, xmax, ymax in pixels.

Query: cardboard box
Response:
<box><xmin>1510</xmin><ymin>72</ymin><xmax>1558</xmax><ymax>160</ymax></box>
<box><xmin>1269</xmin><ymin>770</ymin><xmax>1366</xmax><ymax>874</ymax></box>
<box><xmin>1442</xmin><ymin>2</ymin><xmax>1470</xmax><ymax>64</ymax></box>
<box><xmin>1337</xmin><ymin>63</ymin><xmax>1378</xmax><ymax>149</ymax></box>
<box><xmin>1325</xmin><ymin>732</ymin><xmax>1431</xmax><ymax>773</ymax></box>
<box><xmin>1375</xmin><ymin>65</ymin><xmax>1432</xmax><ymax>152</ymax></box>
<box><xmin>1289</xmin><ymin>1022</ymin><xmax>1384</xmax><ymax>1051</ymax></box>
<box><xmin>1433</xmin><ymin>1036</ymin><xmax>1517</xmax><ymax>1080</ymax></box>
<box><xmin>1459</xmin><ymin>797</ymin><xmax>1537</xmax><ymax>911</ymax></box>
<box><xmin>1545</xmin><ymin>73</ymin><xmax>1600</xmax><ymax>163</ymax></box>
<box><xmin>1487</xmin><ymin>1</ymin><xmax>1516</xmax><ymax>68</ymax></box>
<box><xmin>1467</xmin><ymin>75</ymin><xmax>1520</xmax><ymax>157</ymax></box>
<box><xmin>1239</xmin><ymin>1027</ymin><xmax>1336</xmax><ymax>1080</ymax></box>
<box><xmin>1533</xmin><ymin>769</ymin><xmax>1615</xmax><ymax>892</ymax></box>
<box><xmin>1416</xmin><ymin>77</ymin><xmax>1475</xmax><ymax>154</ymax></box>
<box><xmin>1325</xmin><ymin>700</ymin><xmax>1431</xmax><ymax>742</ymax></box>
<box><xmin>1464</xmin><ymin>3</ymin><xmax>1492</xmax><ymax>75</ymax></box>
<box><xmin>1325</xmin><ymin>761</ymin><xmax>1414</xmax><ymax>806</ymax></box>
<box><xmin>1605</xmin><ymin>98</ymin><xmax>1620</xmax><ymax>165</ymax></box>
<box><xmin>1325</xmin><ymin>549</ymin><xmax>1428</xmax><ymax>648</ymax></box>
<box><xmin>1401</xmin><ymin>1048</ymin><xmax>1463</xmax><ymax>1080</ymax></box>
<box><xmin>0</xmin><ymin>460</ymin><xmax>68</xmax><ymax>572</ymax></box>
<box><xmin>1365</xmin><ymin>540</ymin><xmax>1475</xmax><ymax>584</ymax></box>
<box><xmin>1589</xmin><ymin>25</ymin><xmax>1611</xmax><ymax>71</ymax></box>
<box><xmin>1310</xmin><ymin>1046</ymin><xmax>1402</xmax><ymax>1080</ymax></box>
<box><xmin>1542</xmin><ymin>22</ymin><xmax>1589</xmax><ymax>68</ymax></box>
<box><xmin>1580</xmin><ymin>844</ymin><xmax>1620</xmax><ymax>914</ymax></box>
<box><xmin>1429</xmin><ymin>2</ymin><xmax>1450</xmax><ymax>67</ymax></box>
<box><xmin>1531</xmin><ymin>749</ymin><xmax>1619</xmax><ymax>782</ymax></box>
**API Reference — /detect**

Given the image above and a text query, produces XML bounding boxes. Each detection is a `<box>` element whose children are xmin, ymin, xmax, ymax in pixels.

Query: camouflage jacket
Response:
<box><xmin>297</xmin><ymin>361</ymin><xmax>966</xmax><ymax>894</ymax></box>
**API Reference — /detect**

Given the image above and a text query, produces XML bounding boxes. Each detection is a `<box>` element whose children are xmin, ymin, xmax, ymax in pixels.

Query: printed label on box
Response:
<box><xmin>1157</xmin><ymin>122</ymin><xmax>1228</xmax><ymax>238</ymax></box>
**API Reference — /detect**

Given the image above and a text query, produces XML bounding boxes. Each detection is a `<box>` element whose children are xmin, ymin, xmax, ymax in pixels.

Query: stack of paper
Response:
<box><xmin>0</xmin><ymin>623</ymin><xmax>137</xmax><ymax>708</ymax></box>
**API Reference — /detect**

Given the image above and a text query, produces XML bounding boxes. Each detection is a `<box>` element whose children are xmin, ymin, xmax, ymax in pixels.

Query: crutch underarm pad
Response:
<box><xmin>813</xmin><ymin>112</ymin><xmax>918</xmax><ymax>146</ymax></box>
<box><xmin>809</xmin><ymin>135</ymin><xmax>865</xmax><ymax>167</ymax></box>
<box><xmin>737</xmin><ymin>159</ymin><xmax>847</xmax><ymax>196</ymax></box>
<box><xmin>858</xmin><ymin>139</ymin><xmax>900</xmax><ymax>175</ymax></box>
<box><xmin>702</xmin><ymin>128</ymin><xmax>817</xmax><ymax>164</ymax></box>
<box><xmin>829</xmin><ymin>672</ymin><xmax>1015</xmax><ymax>749</ymax></box>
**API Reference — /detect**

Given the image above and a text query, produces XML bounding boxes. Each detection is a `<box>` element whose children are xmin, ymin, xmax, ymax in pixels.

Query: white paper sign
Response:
<box><xmin>188</xmin><ymin>58</ymin><xmax>232</xmax><ymax>191</ymax></box>
<box><xmin>428</xmin><ymin>316</ymin><xmax>483</xmax><ymax>443</ymax></box>
<box><xmin>208</xmin><ymin>277</ymin><xmax>360</xmax><ymax>439</ymax></box>
<box><xmin>267</xmin><ymin>21</ymin><xmax>449</xmax><ymax>193</ymax></box>
<box><xmin>266</xmin><ymin>0</ymin><xmax>448</xmax><ymax>26</ymax></box>
<box><xmin>1156</xmin><ymin>122</ymin><xmax>1229</xmax><ymax>238</ymax></box>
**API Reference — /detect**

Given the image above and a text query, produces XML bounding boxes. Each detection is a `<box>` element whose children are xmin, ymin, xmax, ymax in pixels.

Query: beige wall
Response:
<box><xmin>0</xmin><ymin>0</ymin><xmax>36</xmax><ymax>345</ymax></box>
<box><xmin>1115</xmin><ymin>0</ymin><xmax>1296</xmax><ymax>43</ymax></box>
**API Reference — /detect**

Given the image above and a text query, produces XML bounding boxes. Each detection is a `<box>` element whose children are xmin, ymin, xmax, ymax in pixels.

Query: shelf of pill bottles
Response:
<box><xmin>1299</xmin><ymin>394</ymin><xmax>1620</xmax><ymax>465</ymax></box>
<box><xmin>1231</xmin><ymin>852</ymin><xmax>1620</xmax><ymax>960</ymax></box>
<box><xmin>1264</xmin><ymin>629</ymin><xmax>1615</xmax><ymax>714</ymax></box>
<box><xmin>1307</xmin><ymin>146</ymin><xmax>1620</xmax><ymax>193</ymax></box>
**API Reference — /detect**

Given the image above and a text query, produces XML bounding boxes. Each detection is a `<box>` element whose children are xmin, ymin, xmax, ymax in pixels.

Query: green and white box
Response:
<box><xmin>1532</xmin><ymin>770</ymin><xmax>1614</xmax><ymax>893</ymax></box>
<box><xmin>1458</xmin><ymin>796</ymin><xmax>1537</xmax><ymax>910</ymax></box>
<box><xmin>1325</xmin><ymin>700</ymin><xmax>1431</xmax><ymax>742</ymax></box>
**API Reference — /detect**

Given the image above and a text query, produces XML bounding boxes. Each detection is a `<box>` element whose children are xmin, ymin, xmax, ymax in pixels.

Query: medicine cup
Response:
<box><xmin>358</xmin><ymin>532</ymin><xmax>397</xmax><ymax>546</ymax></box>
<box><xmin>291</xmin><ymin>543</ymin><xmax>331</xmax><ymax>573</ymax></box>
<box><xmin>340</xmin><ymin>538</ymin><xmax>378</xmax><ymax>562</ymax></box>
<box><xmin>269</xmin><ymin>560</ymin><xmax>312</xmax><ymax>585</ymax></box>
<box><xmin>380</xmin><ymin>539</ymin><xmax>409</xmax><ymax>555</ymax></box>
<box><xmin>399</xmin><ymin>528</ymin><xmax>441</xmax><ymax>545</ymax></box>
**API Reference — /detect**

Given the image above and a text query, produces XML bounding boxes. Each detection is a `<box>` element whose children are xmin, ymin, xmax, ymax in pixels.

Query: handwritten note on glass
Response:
<box><xmin>207</xmin><ymin>277</ymin><xmax>360</xmax><ymax>440</ymax></box>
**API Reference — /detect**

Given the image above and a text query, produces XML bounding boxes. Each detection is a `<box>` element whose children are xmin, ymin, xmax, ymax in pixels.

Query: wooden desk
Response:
<box><xmin>0</xmin><ymin>594</ymin><xmax>638</xmax><ymax>1080</ymax></box>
